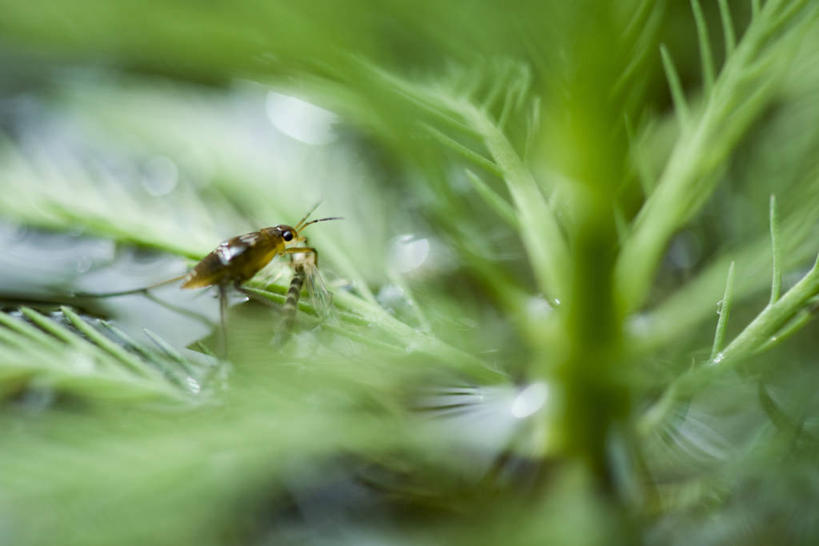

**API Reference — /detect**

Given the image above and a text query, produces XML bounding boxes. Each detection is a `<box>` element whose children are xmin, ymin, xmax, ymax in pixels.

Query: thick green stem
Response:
<box><xmin>555</xmin><ymin>195</ymin><xmax>626</xmax><ymax>490</ymax></box>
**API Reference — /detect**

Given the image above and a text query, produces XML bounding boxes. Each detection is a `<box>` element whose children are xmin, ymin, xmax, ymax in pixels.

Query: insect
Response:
<box><xmin>82</xmin><ymin>204</ymin><xmax>341</xmax><ymax>351</ymax></box>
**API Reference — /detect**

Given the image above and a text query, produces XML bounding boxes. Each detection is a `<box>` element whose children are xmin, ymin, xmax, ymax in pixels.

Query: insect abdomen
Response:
<box><xmin>181</xmin><ymin>231</ymin><xmax>285</xmax><ymax>289</ymax></box>
<box><xmin>181</xmin><ymin>252</ymin><xmax>228</xmax><ymax>288</ymax></box>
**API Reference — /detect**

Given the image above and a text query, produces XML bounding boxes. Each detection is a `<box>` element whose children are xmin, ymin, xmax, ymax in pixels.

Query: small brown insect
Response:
<box><xmin>180</xmin><ymin>216</ymin><xmax>334</xmax><ymax>290</ymax></box>
<box><xmin>81</xmin><ymin>204</ymin><xmax>341</xmax><ymax>351</ymax></box>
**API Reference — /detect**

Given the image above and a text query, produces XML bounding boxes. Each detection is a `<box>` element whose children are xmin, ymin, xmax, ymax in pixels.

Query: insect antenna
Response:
<box><xmin>300</xmin><ymin>216</ymin><xmax>343</xmax><ymax>230</ymax></box>
<box><xmin>294</xmin><ymin>202</ymin><xmax>323</xmax><ymax>231</ymax></box>
<box><xmin>74</xmin><ymin>274</ymin><xmax>187</xmax><ymax>298</ymax></box>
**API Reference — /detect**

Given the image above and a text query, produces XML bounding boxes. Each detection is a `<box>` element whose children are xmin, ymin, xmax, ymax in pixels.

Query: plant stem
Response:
<box><xmin>769</xmin><ymin>195</ymin><xmax>782</xmax><ymax>304</ymax></box>
<box><xmin>713</xmin><ymin>254</ymin><xmax>819</xmax><ymax>367</ymax></box>
<box><xmin>640</xmin><ymin>254</ymin><xmax>819</xmax><ymax>435</ymax></box>
<box><xmin>710</xmin><ymin>261</ymin><xmax>735</xmax><ymax>359</ymax></box>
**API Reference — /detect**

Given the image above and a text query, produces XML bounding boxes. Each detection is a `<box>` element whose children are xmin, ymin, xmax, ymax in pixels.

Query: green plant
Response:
<box><xmin>1</xmin><ymin>1</ymin><xmax>819</xmax><ymax>544</ymax></box>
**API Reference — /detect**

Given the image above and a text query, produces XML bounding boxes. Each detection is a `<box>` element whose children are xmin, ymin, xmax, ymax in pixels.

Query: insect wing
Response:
<box><xmin>216</xmin><ymin>234</ymin><xmax>256</xmax><ymax>265</ymax></box>
<box><xmin>290</xmin><ymin>251</ymin><xmax>333</xmax><ymax>319</ymax></box>
<box><xmin>303</xmin><ymin>261</ymin><xmax>333</xmax><ymax>319</ymax></box>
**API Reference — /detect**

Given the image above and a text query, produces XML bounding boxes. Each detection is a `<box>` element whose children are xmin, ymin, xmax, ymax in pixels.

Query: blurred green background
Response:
<box><xmin>1</xmin><ymin>1</ymin><xmax>819</xmax><ymax>544</ymax></box>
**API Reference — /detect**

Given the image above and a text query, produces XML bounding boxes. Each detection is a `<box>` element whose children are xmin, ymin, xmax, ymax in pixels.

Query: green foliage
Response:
<box><xmin>1</xmin><ymin>1</ymin><xmax>819</xmax><ymax>545</ymax></box>
<box><xmin>0</xmin><ymin>307</ymin><xmax>206</xmax><ymax>401</ymax></box>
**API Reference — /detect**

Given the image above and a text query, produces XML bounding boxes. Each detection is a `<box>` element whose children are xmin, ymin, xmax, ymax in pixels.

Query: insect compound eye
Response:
<box><xmin>282</xmin><ymin>230</ymin><xmax>294</xmax><ymax>242</ymax></box>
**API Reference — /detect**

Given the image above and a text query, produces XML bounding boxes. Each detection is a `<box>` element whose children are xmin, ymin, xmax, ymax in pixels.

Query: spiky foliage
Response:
<box><xmin>1</xmin><ymin>1</ymin><xmax>819</xmax><ymax>545</ymax></box>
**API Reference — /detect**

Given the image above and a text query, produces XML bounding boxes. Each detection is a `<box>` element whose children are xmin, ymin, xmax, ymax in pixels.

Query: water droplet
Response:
<box><xmin>388</xmin><ymin>234</ymin><xmax>430</xmax><ymax>274</ymax></box>
<box><xmin>526</xmin><ymin>295</ymin><xmax>553</xmax><ymax>319</ymax></box>
<box><xmin>377</xmin><ymin>283</ymin><xmax>405</xmax><ymax>308</ymax></box>
<box><xmin>510</xmin><ymin>382</ymin><xmax>549</xmax><ymax>419</ymax></box>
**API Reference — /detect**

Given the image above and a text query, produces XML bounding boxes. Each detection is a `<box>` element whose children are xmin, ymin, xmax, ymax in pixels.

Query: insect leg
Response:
<box><xmin>283</xmin><ymin>262</ymin><xmax>307</xmax><ymax>331</ymax></box>
<box><xmin>142</xmin><ymin>291</ymin><xmax>213</xmax><ymax>327</ymax></box>
<box><xmin>217</xmin><ymin>282</ymin><xmax>228</xmax><ymax>357</ymax></box>
<box><xmin>281</xmin><ymin>246</ymin><xmax>319</xmax><ymax>264</ymax></box>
